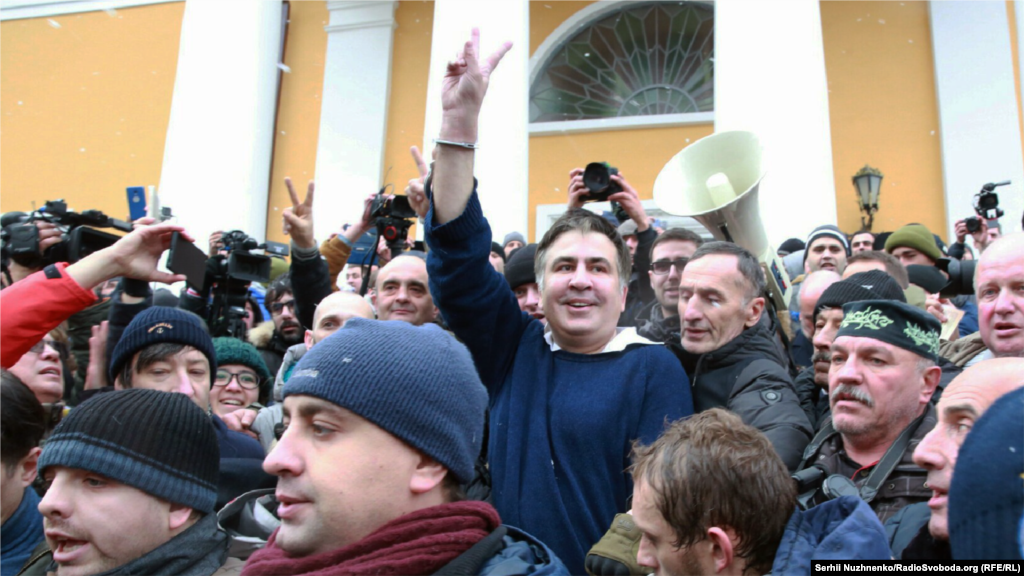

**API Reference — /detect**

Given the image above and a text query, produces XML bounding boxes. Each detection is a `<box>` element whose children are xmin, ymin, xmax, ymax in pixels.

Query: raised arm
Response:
<box><xmin>431</xmin><ymin>28</ymin><xmax>512</xmax><ymax>225</ymax></box>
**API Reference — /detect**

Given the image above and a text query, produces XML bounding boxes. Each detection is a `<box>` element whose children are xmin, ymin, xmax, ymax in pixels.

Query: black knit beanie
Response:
<box><xmin>814</xmin><ymin>270</ymin><xmax>906</xmax><ymax>323</ymax></box>
<box><xmin>38</xmin><ymin>389</ymin><xmax>220</xmax><ymax>513</ymax></box>
<box><xmin>505</xmin><ymin>243</ymin><xmax>538</xmax><ymax>290</ymax></box>
<box><xmin>490</xmin><ymin>242</ymin><xmax>507</xmax><ymax>263</ymax></box>
<box><xmin>108</xmin><ymin>307</ymin><xmax>216</xmax><ymax>383</ymax></box>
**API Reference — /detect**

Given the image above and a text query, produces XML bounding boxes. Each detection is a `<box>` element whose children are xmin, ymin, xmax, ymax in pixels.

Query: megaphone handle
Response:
<box><xmin>718</xmin><ymin>225</ymin><xmax>734</xmax><ymax>244</ymax></box>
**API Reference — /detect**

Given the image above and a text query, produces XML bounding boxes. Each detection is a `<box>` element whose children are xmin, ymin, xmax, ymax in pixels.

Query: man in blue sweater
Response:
<box><xmin>423</xmin><ymin>29</ymin><xmax>694</xmax><ymax>574</ymax></box>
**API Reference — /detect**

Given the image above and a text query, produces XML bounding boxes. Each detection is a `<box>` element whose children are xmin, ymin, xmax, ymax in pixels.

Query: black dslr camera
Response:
<box><xmin>581</xmin><ymin>162</ymin><xmax>621</xmax><ymax>203</ymax></box>
<box><xmin>369</xmin><ymin>187</ymin><xmax>417</xmax><ymax>255</ymax></box>
<box><xmin>582</xmin><ymin>162</ymin><xmax>630</xmax><ymax>223</ymax></box>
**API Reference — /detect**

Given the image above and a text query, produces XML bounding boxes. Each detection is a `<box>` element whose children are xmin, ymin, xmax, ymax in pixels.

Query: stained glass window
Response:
<box><xmin>530</xmin><ymin>2</ymin><xmax>714</xmax><ymax>122</ymax></box>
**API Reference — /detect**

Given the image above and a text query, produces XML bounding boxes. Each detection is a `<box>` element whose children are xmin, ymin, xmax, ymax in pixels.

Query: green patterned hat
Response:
<box><xmin>837</xmin><ymin>300</ymin><xmax>941</xmax><ymax>362</ymax></box>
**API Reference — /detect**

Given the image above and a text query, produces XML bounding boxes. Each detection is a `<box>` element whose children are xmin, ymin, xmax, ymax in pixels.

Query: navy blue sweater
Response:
<box><xmin>426</xmin><ymin>191</ymin><xmax>693</xmax><ymax>574</ymax></box>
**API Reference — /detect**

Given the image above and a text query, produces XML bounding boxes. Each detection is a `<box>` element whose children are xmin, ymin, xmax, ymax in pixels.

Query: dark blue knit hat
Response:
<box><xmin>38</xmin><ymin>389</ymin><xmax>220</xmax><ymax>513</ymax></box>
<box><xmin>109</xmin><ymin>307</ymin><xmax>216</xmax><ymax>383</ymax></box>
<box><xmin>284</xmin><ymin>318</ymin><xmax>487</xmax><ymax>484</ymax></box>
<box><xmin>949</xmin><ymin>387</ymin><xmax>1024</xmax><ymax>560</ymax></box>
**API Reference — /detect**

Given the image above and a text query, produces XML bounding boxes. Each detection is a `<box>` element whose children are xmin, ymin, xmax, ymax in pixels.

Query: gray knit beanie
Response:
<box><xmin>502</xmin><ymin>231</ymin><xmax>526</xmax><ymax>248</ymax></box>
<box><xmin>283</xmin><ymin>318</ymin><xmax>487</xmax><ymax>484</ymax></box>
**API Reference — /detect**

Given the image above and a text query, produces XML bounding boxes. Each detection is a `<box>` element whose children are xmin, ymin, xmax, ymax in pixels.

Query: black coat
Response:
<box><xmin>668</xmin><ymin>319</ymin><xmax>813</xmax><ymax>470</ymax></box>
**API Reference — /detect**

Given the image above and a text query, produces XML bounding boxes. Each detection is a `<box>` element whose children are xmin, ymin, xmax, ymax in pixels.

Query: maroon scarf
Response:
<box><xmin>241</xmin><ymin>500</ymin><xmax>501</xmax><ymax>576</ymax></box>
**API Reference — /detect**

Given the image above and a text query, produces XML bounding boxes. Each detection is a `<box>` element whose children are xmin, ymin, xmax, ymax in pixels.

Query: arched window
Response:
<box><xmin>530</xmin><ymin>1</ymin><xmax>714</xmax><ymax>124</ymax></box>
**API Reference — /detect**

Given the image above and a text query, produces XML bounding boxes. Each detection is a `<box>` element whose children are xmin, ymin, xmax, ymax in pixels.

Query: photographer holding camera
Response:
<box><xmin>568</xmin><ymin>165</ymin><xmax>656</xmax><ymax>327</ymax></box>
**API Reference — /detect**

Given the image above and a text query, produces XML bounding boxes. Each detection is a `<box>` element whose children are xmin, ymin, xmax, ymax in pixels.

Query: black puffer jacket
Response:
<box><xmin>795</xmin><ymin>365</ymin><xmax>831</xmax><ymax>432</ymax></box>
<box><xmin>668</xmin><ymin>319</ymin><xmax>813</xmax><ymax>470</ymax></box>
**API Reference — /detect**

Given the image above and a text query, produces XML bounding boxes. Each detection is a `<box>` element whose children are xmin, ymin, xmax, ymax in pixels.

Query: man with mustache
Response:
<box><xmin>27</xmin><ymin>389</ymin><xmax>234</xmax><ymax>576</ymax></box>
<box><xmin>634</xmin><ymin>228</ymin><xmax>703</xmax><ymax>343</ymax></box>
<box><xmin>797</xmin><ymin>270</ymin><xmax>907</xmax><ymax>429</ymax></box>
<box><xmin>796</xmin><ymin>300</ymin><xmax>942</xmax><ymax>523</ymax></box>
<box><xmin>791</xmin><ymin>270</ymin><xmax>841</xmax><ymax>370</ymax></box>
<box><xmin>669</xmin><ymin>241</ymin><xmax>811</xmax><ymax>471</ymax></box>
<box><xmin>885</xmin><ymin>358</ymin><xmax>1024</xmax><ymax>559</ymax></box>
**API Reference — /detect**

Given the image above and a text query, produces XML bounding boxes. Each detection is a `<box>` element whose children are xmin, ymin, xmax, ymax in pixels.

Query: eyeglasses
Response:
<box><xmin>270</xmin><ymin>300</ymin><xmax>297</xmax><ymax>315</ymax></box>
<box><xmin>650</xmin><ymin>258</ymin><xmax>689</xmax><ymax>275</ymax></box>
<box><xmin>29</xmin><ymin>339</ymin><xmax>67</xmax><ymax>357</ymax></box>
<box><xmin>214</xmin><ymin>370</ymin><xmax>261</xmax><ymax>390</ymax></box>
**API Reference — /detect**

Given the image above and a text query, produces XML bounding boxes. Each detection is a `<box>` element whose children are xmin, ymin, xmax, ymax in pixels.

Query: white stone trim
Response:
<box><xmin>530</xmin><ymin>112</ymin><xmax>713</xmax><ymax>136</ymax></box>
<box><xmin>312</xmin><ymin>0</ymin><xmax>398</xmax><ymax>240</ymax></box>
<box><xmin>0</xmin><ymin>0</ymin><xmax>178</xmax><ymax>21</ymax></box>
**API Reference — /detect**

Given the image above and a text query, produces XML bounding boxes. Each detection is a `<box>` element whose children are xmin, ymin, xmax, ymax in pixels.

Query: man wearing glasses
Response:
<box><xmin>636</xmin><ymin>229</ymin><xmax>704</xmax><ymax>342</ymax></box>
<box><xmin>250</xmin><ymin>273</ymin><xmax>304</xmax><ymax>377</ymax></box>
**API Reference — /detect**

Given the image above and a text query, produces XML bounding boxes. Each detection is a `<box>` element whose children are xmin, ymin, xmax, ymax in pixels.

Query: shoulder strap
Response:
<box><xmin>799</xmin><ymin>415</ymin><xmax>837</xmax><ymax>470</ymax></box>
<box><xmin>859</xmin><ymin>410</ymin><xmax>929</xmax><ymax>503</ymax></box>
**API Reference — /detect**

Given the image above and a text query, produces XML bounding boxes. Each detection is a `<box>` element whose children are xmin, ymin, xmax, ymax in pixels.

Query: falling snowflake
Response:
<box><xmin>909</xmin><ymin>39</ymin><xmax>914</xmax><ymax>44</ymax></box>
<box><xmin>878</xmin><ymin>19</ymin><xmax>886</xmax><ymax>24</ymax></box>
<box><xmin>104</xmin><ymin>8</ymin><xmax>117</xmax><ymax>17</ymax></box>
<box><xmin>47</xmin><ymin>19</ymin><xmax>61</xmax><ymax>28</ymax></box>
<box><xmin>79</xmin><ymin>148</ymin><xmax>86</xmax><ymax>152</ymax></box>
<box><xmin>278</xmin><ymin>63</ymin><xmax>292</xmax><ymax>73</ymax></box>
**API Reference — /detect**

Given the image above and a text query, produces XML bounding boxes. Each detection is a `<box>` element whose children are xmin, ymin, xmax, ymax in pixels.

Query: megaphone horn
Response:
<box><xmin>653</xmin><ymin>131</ymin><xmax>792</xmax><ymax>313</ymax></box>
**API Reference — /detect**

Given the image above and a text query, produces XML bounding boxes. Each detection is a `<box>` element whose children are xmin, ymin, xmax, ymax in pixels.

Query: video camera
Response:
<box><xmin>205</xmin><ymin>230</ymin><xmax>289</xmax><ymax>339</ymax></box>
<box><xmin>965</xmin><ymin>180</ymin><xmax>1009</xmax><ymax>232</ymax></box>
<box><xmin>369</xmin><ymin>186</ymin><xmax>417</xmax><ymax>255</ymax></box>
<box><xmin>1</xmin><ymin>200</ymin><xmax>132</xmax><ymax>275</ymax></box>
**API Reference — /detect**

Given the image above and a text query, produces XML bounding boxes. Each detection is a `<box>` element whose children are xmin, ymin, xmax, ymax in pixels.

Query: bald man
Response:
<box><xmin>941</xmin><ymin>233</ymin><xmax>1024</xmax><ymax>366</ymax></box>
<box><xmin>799</xmin><ymin>271</ymin><xmax>842</xmax><ymax>339</ymax></box>
<box><xmin>305</xmin><ymin>291</ymin><xmax>375</xmax><ymax>347</ymax></box>
<box><xmin>886</xmin><ymin>358</ymin><xmax>1024</xmax><ymax>559</ymax></box>
<box><xmin>374</xmin><ymin>255</ymin><xmax>439</xmax><ymax>326</ymax></box>
<box><xmin>790</xmin><ymin>270</ymin><xmax>842</xmax><ymax>371</ymax></box>
<box><xmin>231</xmin><ymin>291</ymin><xmax>376</xmax><ymax>452</ymax></box>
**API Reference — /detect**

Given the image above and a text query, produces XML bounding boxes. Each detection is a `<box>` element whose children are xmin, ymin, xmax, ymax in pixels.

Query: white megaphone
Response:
<box><xmin>653</xmin><ymin>131</ymin><xmax>792</xmax><ymax>313</ymax></box>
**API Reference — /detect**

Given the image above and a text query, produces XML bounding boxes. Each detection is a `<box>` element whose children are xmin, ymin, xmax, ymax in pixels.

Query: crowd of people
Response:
<box><xmin>2</xmin><ymin>28</ymin><xmax>1023</xmax><ymax>576</ymax></box>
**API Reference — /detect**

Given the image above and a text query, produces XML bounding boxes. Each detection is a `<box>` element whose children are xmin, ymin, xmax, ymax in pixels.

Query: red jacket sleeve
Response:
<box><xmin>1</xmin><ymin>263</ymin><xmax>97</xmax><ymax>368</ymax></box>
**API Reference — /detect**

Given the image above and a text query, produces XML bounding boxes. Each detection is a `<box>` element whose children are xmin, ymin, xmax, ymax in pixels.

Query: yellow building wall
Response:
<box><xmin>821</xmin><ymin>1</ymin><xmax>946</xmax><ymax>236</ymax></box>
<box><xmin>527</xmin><ymin>0</ymin><xmax>713</xmax><ymax>241</ymax></box>
<box><xmin>0</xmin><ymin>3</ymin><xmax>185</xmax><ymax>221</ymax></box>
<box><xmin>264</xmin><ymin>0</ymin><xmax>329</xmax><ymax>246</ymax></box>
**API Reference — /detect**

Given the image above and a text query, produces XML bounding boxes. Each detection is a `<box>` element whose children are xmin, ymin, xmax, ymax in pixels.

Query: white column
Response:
<box><xmin>423</xmin><ymin>0</ymin><xmax>529</xmax><ymax>242</ymax></box>
<box><xmin>714</xmin><ymin>0</ymin><xmax>836</xmax><ymax>246</ymax></box>
<box><xmin>158</xmin><ymin>0</ymin><xmax>283</xmax><ymax>245</ymax></box>
<box><xmin>932</xmin><ymin>1</ymin><xmax>1024</xmax><ymax>237</ymax></box>
<box><xmin>312</xmin><ymin>1</ymin><xmax>397</xmax><ymax>240</ymax></box>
